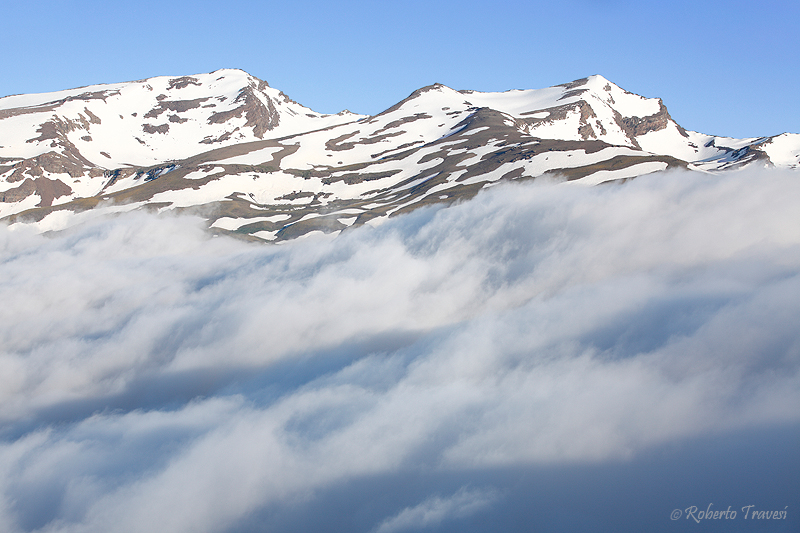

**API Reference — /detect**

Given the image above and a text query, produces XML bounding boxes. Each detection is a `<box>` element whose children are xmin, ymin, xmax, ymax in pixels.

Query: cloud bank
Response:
<box><xmin>1</xmin><ymin>168</ymin><xmax>799</xmax><ymax>532</ymax></box>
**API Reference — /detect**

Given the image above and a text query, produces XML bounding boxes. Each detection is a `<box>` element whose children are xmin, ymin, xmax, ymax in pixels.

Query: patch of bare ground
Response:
<box><xmin>83</xmin><ymin>107</ymin><xmax>101</xmax><ymax>124</ymax></box>
<box><xmin>276</xmin><ymin>191</ymin><xmax>314</xmax><ymax>201</ymax></box>
<box><xmin>557</xmin><ymin>78</ymin><xmax>589</xmax><ymax>90</ymax></box>
<box><xmin>0</xmin><ymin>176</ymin><xmax>72</xmax><ymax>206</ymax></box>
<box><xmin>322</xmin><ymin>170</ymin><xmax>402</xmax><ymax>185</ymax></box>
<box><xmin>8</xmin><ymin>151</ymin><xmax>94</xmax><ymax>182</ymax></box>
<box><xmin>616</xmin><ymin>100</ymin><xmax>689</xmax><ymax>139</ymax></box>
<box><xmin>370</xmin><ymin>141</ymin><xmax>424</xmax><ymax>159</ymax></box>
<box><xmin>542</xmin><ymin>154</ymin><xmax>688</xmax><ymax>181</ymax></box>
<box><xmin>0</xmin><ymin>90</ymin><xmax>118</xmax><ymax>120</ymax></box>
<box><xmin>2</xmin><ymin>196</ymin><xmax>103</xmax><ymax>224</ymax></box>
<box><xmin>325</xmin><ymin>131</ymin><xmax>359</xmax><ymax>151</ymax></box>
<box><xmin>519</xmin><ymin>101</ymin><xmax>587</xmax><ymax>132</ymax></box>
<box><xmin>374</xmin><ymin>113</ymin><xmax>432</xmax><ymax>134</ymax></box>
<box><xmin>275</xmin><ymin>215</ymin><xmax>346</xmax><ymax>240</ymax></box>
<box><xmin>142</xmin><ymin>124</ymin><xmax>169</xmax><ymax>134</ymax></box>
<box><xmin>208</xmin><ymin>87</ymin><xmax>279</xmax><ymax>138</ymax></box>
<box><xmin>325</xmin><ymin>130</ymin><xmax>405</xmax><ymax>151</ymax></box>
<box><xmin>26</xmin><ymin>117</ymin><xmax>82</xmax><ymax>143</ymax></box>
<box><xmin>144</xmin><ymin>98</ymin><xmax>209</xmax><ymax>119</ymax></box>
<box><xmin>200</xmin><ymin>130</ymin><xmax>237</xmax><ymax>144</ymax></box>
<box><xmin>366</xmin><ymin>84</ymin><xmax>449</xmax><ymax>121</ymax></box>
<box><xmin>168</xmin><ymin>76</ymin><xmax>201</xmax><ymax>90</ymax></box>
<box><xmin>182</xmin><ymin>139</ymin><xmax>298</xmax><ymax>167</ymax></box>
<box><xmin>559</xmin><ymin>88</ymin><xmax>589</xmax><ymax>101</ymax></box>
<box><xmin>389</xmin><ymin>182</ymin><xmax>487</xmax><ymax>217</ymax></box>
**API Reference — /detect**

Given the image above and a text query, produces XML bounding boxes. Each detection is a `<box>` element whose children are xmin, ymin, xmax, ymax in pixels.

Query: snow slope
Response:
<box><xmin>1</xmin><ymin>71</ymin><xmax>797</xmax><ymax>240</ymax></box>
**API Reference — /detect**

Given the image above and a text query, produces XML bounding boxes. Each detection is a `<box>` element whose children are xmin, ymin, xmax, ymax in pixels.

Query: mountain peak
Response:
<box><xmin>1</xmin><ymin>70</ymin><xmax>798</xmax><ymax>240</ymax></box>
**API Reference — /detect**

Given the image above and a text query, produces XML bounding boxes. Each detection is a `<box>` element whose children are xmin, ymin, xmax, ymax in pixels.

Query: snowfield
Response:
<box><xmin>2</xmin><ymin>70</ymin><xmax>798</xmax><ymax>241</ymax></box>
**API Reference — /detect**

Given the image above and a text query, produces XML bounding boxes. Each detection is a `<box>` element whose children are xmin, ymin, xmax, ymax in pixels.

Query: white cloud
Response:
<box><xmin>373</xmin><ymin>487</ymin><xmax>499</xmax><ymax>533</ymax></box>
<box><xmin>0</xmin><ymin>168</ymin><xmax>798</xmax><ymax>531</ymax></box>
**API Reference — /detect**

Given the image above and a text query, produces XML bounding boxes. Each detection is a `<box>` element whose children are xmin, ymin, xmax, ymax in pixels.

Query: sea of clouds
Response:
<box><xmin>0</xmin><ymin>169</ymin><xmax>798</xmax><ymax>532</ymax></box>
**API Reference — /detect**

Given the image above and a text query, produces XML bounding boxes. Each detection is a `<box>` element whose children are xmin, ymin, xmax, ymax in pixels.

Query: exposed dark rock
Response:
<box><xmin>325</xmin><ymin>131</ymin><xmax>359</xmax><ymax>151</ymax></box>
<box><xmin>616</xmin><ymin>100</ymin><xmax>689</xmax><ymax>139</ymax></box>
<box><xmin>0</xmin><ymin>71</ymin><xmax>788</xmax><ymax>243</ymax></box>
<box><xmin>557</xmin><ymin>77</ymin><xmax>589</xmax><ymax>90</ymax></box>
<box><xmin>0</xmin><ymin>176</ymin><xmax>72</xmax><ymax>206</ymax></box>
<box><xmin>102</xmin><ymin>167</ymin><xmax>137</xmax><ymax>189</ymax></box>
<box><xmin>143</xmin><ymin>123</ymin><xmax>169</xmax><ymax>134</ymax></box>
<box><xmin>207</xmin><ymin>87</ymin><xmax>279</xmax><ymax>138</ymax></box>
<box><xmin>144</xmin><ymin>98</ymin><xmax>209</xmax><ymax>119</ymax></box>
<box><xmin>83</xmin><ymin>107</ymin><xmax>101</xmax><ymax>124</ymax></box>
<box><xmin>375</xmin><ymin>113</ymin><xmax>432</xmax><ymax>134</ymax></box>
<box><xmin>325</xmin><ymin>130</ymin><xmax>404</xmax><ymax>152</ymax></box>
<box><xmin>370</xmin><ymin>84</ymin><xmax>448</xmax><ymax>120</ymax></box>
<box><xmin>559</xmin><ymin>88</ymin><xmax>589</xmax><ymax>101</ymax></box>
<box><xmin>26</xmin><ymin>117</ymin><xmax>82</xmax><ymax>144</ymax></box>
<box><xmin>322</xmin><ymin>169</ymin><xmax>402</xmax><ymax>185</ymax></box>
<box><xmin>370</xmin><ymin>141</ymin><xmax>424</xmax><ymax>159</ymax></box>
<box><xmin>276</xmin><ymin>190</ymin><xmax>314</xmax><ymax>201</ymax></box>
<box><xmin>544</xmin><ymin>154</ymin><xmax>687</xmax><ymax>181</ymax></box>
<box><xmin>578</xmin><ymin>102</ymin><xmax>598</xmax><ymax>140</ymax></box>
<box><xmin>8</xmin><ymin>151</ymin><xmax>89</xmax><ymax>182</ymax></box>
<box><xmin>168</xmin><ymin>76</ymin><xmax>201</xmax><ymax>90</ymax></box>
<box><xmin>275</xmin><ymin>215</ymin><xmax>346</xmax><ymax>240</ymax></box>
<box><xmin>200</xmin><ymin>129</ymin><xmax>237</xmax><ymax>144</ymax></box>
<box><xmin>0</xmin><ymin>90</ymin><xmax>117</xmax><ymax>120</ymax></box>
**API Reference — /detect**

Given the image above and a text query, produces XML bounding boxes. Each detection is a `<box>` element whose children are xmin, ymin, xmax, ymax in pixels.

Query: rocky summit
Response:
<box><xmin>1</xmin><ymin>69</ymin><xmax>798</xmax><ymax>241</ymax></box>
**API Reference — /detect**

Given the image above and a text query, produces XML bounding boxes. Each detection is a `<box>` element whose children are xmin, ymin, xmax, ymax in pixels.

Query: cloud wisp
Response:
<box><xmin>373</xmin><ymin>487</ymin><xmax>500</xmax><ymax>533</ymax></box>
<box><xmin>0</xmin><ymin>168</ymin><xmax>799</xmax><ymax>532</ymax></box>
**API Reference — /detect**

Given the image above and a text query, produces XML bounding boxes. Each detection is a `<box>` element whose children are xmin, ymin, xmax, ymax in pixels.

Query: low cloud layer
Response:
<box><xmin>1</xmin><ymin>169</ymin><xmax>799</xmax><ymax>532</ymax></box>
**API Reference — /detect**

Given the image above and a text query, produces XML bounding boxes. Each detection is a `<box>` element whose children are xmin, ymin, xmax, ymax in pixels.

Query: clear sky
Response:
<box><xmin>1</xmin><ymin>0</ymin><xmax>797</xmax><ymax>139</ymax></box>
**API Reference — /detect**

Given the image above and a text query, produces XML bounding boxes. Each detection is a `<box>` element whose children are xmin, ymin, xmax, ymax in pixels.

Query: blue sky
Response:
<box><xmin>1</xmin><ymin>0</ymin><xmax>797</xmax><ymax>138</ymax></box>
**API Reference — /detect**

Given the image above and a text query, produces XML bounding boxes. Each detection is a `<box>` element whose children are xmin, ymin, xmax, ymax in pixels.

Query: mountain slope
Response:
<box><xmin>1</xmin><ymin>70</ymin><xmax>797</xmax><ymax>240</ymax></box>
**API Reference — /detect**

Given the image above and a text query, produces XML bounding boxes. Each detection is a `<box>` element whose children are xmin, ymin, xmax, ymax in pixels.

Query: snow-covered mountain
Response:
<box><xmin>1</xmin><ymin>69</ymin><xmax>798</xmax><ymax>240</ymax></box>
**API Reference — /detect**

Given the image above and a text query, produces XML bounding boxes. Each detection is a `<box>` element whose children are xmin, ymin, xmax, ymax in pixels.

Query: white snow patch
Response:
<box><xmin>761</xmin><ymin>133</ymin><xmax>800</xmax><ymax>167</ymax></box>
<box><xmin>209</xmin><ymin>146</ymin><xmax>284</xmax><ymax>165</ymax></box>
<box><xmin>462</xmin><ymin>127</ymin><xmax>489</xmax><ymax>136</ymax></box>
<box><xmin>210</xmin><ymin>214</ymin><xmax>291</xmax><ymax>231</ymax></box>
<box><xmin>7</xmin><ymin>201</ymin><xmax>145</xmax><ymax>233</ymax></box>
<box><xmin>567</xmin><ymin>161</ymin><xmax>669</xmax><ymax>186</ymax></box>
<box><xmin>252</xmin><ymin>230</ymin><xmax>279</xmax><ymax>241</ymax></box>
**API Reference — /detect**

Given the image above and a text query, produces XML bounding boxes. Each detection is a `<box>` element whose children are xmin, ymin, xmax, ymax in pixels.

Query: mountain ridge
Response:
<box><xmin>1</xmin><ymin>69</ymin><xmax>797</xmax><ymax>241</ymax></box>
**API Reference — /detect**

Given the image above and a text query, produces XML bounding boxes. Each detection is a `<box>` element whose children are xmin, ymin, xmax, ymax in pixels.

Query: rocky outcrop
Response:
<box><xmin>143</xmin><ymin>123</ymin><xmax>170</xmax><ymax>134</ymax></box>
<box><xmin>168</xmin><ymin>76</ymin><xmax>201</xmax><ymax>90</ymax></box>
<box><xmin>1</xmin><ymin>69</ymin><xmax>797</xmax><ymax>242</ymax></box>
<box><xmin>1</xmin><ymin>176</ymin><xmax>72</xmax><ymax>206</ymax></box>
<box><xmin>207</xmin><ymin>86</ymin><xmax>279</xmax><ymax>138</ymax></box>
<box><xmin>616</xmin><ymin>100</ymin><xmax>689</xmax><ymax>139</ymax></box>
<box><xmin>144</xmin><ymin>98</ymin><xmax>210</xmax><ymax>119</ymax></box>
<box><xmin>7</xmin><ymin>151</ymin><xmax>94</xmax><ymax>182</ymax></box>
